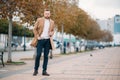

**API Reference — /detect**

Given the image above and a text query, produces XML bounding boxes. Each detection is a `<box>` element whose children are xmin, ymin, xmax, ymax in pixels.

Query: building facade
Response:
<box><xmin>96</xmin><ymin>15</ymin><xmax>120</xmax><ymax>46</ymax></box>
<box><xmin>96</xmin><ymin>18</ymin><xmax>114</xmax><ymax>33</ymax></box>
<box><xmin>114</xmin><ymin>15</ymin><xmax>120</xmax><ymax>34</ymax></box>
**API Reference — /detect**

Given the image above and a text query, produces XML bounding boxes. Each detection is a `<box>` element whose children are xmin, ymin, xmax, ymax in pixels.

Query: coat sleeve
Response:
<box><xmin>51</xmin><ymin>21</ymin><xmax>55</xmax><ymax>36</ymax></box>
<box><xmin>33</xmin><ymin>18</ymin><xmax>39</xmax><ymax>38</ymax></box>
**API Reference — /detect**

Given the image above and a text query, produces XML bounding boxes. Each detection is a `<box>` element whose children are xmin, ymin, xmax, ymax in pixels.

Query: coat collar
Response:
<box><xmin>42</xmin><ymin>17</ymin><xmax>52</xmax><ymax>23</ymax></box>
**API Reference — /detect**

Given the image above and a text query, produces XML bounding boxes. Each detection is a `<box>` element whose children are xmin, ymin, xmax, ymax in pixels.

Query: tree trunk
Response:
<box><xmin>61</xmin><ymin>24</ymin><xmax>64</xmax><ymax>53</ymax></box>
<box><xmin>69</xmin><ymin>34</ymin><xmax>72</xmax><ymax>53</ymax></box>
<box><xmin>79</xmin><ymin>42</ymin><xmax>82</xmax><ymax>52</ymax></box>
<box><xmin>7</xmin><ymin>17</ymin><xmax>12</xmax><ymax>63</ymax></box>
<box><xmin>23</xmin><ymin>26</ymin><xmax>26</xmax><ymax>51</ymax></box>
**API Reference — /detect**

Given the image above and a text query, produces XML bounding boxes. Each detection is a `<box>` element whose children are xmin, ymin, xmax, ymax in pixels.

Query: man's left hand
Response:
<box><xmin>49</xmin><ymin>32</ymin><xmax>53</xmax><ymax>37</ymax></box>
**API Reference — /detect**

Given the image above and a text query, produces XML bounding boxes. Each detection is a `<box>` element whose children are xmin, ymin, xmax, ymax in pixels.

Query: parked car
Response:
<box><xmin>114</xmin><ymin>42</ymin><xmax>120</xmax><ymax>46</ymax></box>
<box><xmin>21</xmin><ymin>41</ymin><xmax>32</xmax><ymax>48</ymax></box>
<box><xmin>104</xmin><ymin>43</ymin><xmax>112</xmax><ymax>47</ymax></box>
<box><xmin>7</xmin><ymin>42</ymin><xmax>18</xmax><ymax>47</ymax></box>
<box><xmin>85</xmin><ymin>41</ymin><xmax>105</xmax><ymax>50</ymax></box>
<box><xmin>85</xmin><ymin>40</ymin><xmax>95</xmax><ymax>50</ymax></box>
<box><xmin>12</xmin><ymin>42</ymin><xmax>19</xmax><ymax>47</ymax></box>
<box><xmin>53</xmin><ymin>39</ymin><xmax>62</xmax><ymax>48</ymax></box>
<box><xmin>94</xmin><ymin>42</ymin><xmax>105</xmax><ymax>49</ymax></box>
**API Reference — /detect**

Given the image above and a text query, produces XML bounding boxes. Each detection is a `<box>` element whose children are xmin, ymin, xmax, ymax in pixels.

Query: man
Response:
<box><xmin>33</xmin><ymin>9</ymin><xmax>55</xmax><ymax>76</ymax></box>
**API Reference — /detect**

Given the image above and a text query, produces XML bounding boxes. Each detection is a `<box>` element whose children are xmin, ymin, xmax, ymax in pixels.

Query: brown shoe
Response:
<box><xmin>33</xmin><ymin>70</ymin><xmax>38</xmax><ymax>76</ymax></box>
<box><xmin>42</xmin><ymin>72</ymin><xmax>50</xmax><ymax>76</ymax></box>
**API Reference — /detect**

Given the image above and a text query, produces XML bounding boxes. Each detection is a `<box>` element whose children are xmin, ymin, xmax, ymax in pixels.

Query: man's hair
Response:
<box><xmin>44</xmin><ymin>9</ymin><xmax>50</xmax><ymax>12</ymax></box>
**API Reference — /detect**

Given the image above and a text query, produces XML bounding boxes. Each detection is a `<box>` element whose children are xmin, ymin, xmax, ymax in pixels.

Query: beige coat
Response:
<box><xmin>31</xmin><ymin>17</ymin><xmax>55</xmax><ymax>50</ymax></box>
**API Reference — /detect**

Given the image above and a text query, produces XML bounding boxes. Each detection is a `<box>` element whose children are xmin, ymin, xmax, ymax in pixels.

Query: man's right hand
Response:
<box><xmin>35</xmin><ymin>35</ymin><xmax>39</xmax><ymax>39</ymax></box>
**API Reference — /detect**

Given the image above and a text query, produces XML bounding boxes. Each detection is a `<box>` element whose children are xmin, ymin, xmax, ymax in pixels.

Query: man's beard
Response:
<box><xmin>45</xmin><ymin>16</ymin><xmax>50</xmax><ymax>19</ymax></box>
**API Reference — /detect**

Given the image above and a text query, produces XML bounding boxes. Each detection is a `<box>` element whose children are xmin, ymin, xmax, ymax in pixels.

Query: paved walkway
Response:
<box><xmin>0</xmin><ymin>47</ymin><xmax>120</xmax><ymax>80</ymax></box>
<box><xmin>2</xmin><ymin>48</ymin><xmax>61</xmax><ymax>62</ymax></box>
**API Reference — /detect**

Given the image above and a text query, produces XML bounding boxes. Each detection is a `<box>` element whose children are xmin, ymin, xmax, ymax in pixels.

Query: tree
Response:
<box><xmin>20</xmin><ymin>0</ymin><xmax>44</xmax><ymax>25</ymax></box>
<box><xmin>0</xmin><ymin>0</ymin><xmax>24</xmax><ymax>62</ymax></box>
<box><xmin>0</xmin><ymin>19</ymin><xmax>8</xmax><ymax>34</ymax></box>
<box><xmin>0</xmin><ymin>0</ymin><xmax>48</xmax><ymax>61</ymax></box>
<box><xmin>85</xmin><ymin>18</ymin><xmax>102</xmax><ymax>40</ymax></box>
<box><xmin>0</xmin><ymin>0</ymin><xmax>107</xmax><ymax>56</ymax></box>
<box><xmin>71</xmin><ymin>9</ymin><xmax>89</xmax><ymax>38</ymax></box>
<box><xmin>101</xmin><ymin>30</ymin><xmax>113</xmax><ymax>42</ymax></box>
<box><xmin>0</xmin><ymin>19</ymin><xmax>34</xmax><ymax>37</ymax></box>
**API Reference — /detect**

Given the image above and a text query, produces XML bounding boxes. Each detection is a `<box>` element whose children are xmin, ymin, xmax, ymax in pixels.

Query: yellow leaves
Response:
<box><xmin>101</xmin><ymin>30</ymin><xmax>113</xmax><ymax>42</ymax></box>
<box><xmin>51</xmin><ymin>0</ymin><xmax>80</xmax><ymax>32</ymax></box>
<box><xmin>0</xmin><ymin>0</ymin><xmax>111</xmax><ymax>41</ymax></box>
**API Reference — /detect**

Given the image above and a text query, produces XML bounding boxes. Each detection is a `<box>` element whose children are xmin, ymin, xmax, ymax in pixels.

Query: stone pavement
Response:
<box><xmin>2</xmin><ymin>48</ymin><xmax>61</xmax><ymax>62</ymax></box>
<box><xmin>0</xmin><ymin>47</ymin><xmax>120</xmax><ymax>80</ymax></box>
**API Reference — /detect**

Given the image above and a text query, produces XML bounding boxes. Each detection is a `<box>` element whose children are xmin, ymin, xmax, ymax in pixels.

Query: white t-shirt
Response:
<box><xmin>38</xmin><ymin>19</ymin><xmax>50</xmax><ymax>39</ymax></box>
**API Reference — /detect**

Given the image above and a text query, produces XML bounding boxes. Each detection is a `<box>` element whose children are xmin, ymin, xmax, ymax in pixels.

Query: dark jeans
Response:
<box><xmin>34</xmin><ymin>39</ymin><xmax>50</xmax><ymax>72</ymax></box>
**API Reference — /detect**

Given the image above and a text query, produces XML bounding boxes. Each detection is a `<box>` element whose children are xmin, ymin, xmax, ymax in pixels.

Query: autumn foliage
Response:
<box><xmin>0</xmin><ymin>0</ymin><xmax>113</xmax><ymax>42</ymax></box>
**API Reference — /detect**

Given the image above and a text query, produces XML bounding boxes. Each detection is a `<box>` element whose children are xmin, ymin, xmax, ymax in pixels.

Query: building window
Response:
<box><xmin>115</xmin><ymin>17</ymin><xmax>120</xmax><ymax>23</ymax></box>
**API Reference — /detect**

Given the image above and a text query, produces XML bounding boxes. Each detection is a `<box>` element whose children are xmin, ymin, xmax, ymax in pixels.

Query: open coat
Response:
<box><xmin>30</xmin><ymin>17</ymin><xmax>55</xmax><ymax>50</ymax></box>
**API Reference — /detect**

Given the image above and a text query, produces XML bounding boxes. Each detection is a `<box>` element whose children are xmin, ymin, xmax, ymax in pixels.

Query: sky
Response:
<box><xmin>79</xmin><ymin>0</ymin><xmax>120</xmax><ymax>20</ymax></box>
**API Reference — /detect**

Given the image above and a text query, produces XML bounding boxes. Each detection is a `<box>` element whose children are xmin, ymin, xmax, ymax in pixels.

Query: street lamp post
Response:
<box><xmin>61</xmin><ymin>24</ymin><xmax>66</xmax><ymax>54</ymax></box>
<box><xmin>23</xmin><ymin>26</ymin><xmax>26</xmax><ymax>51</ymax></box>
